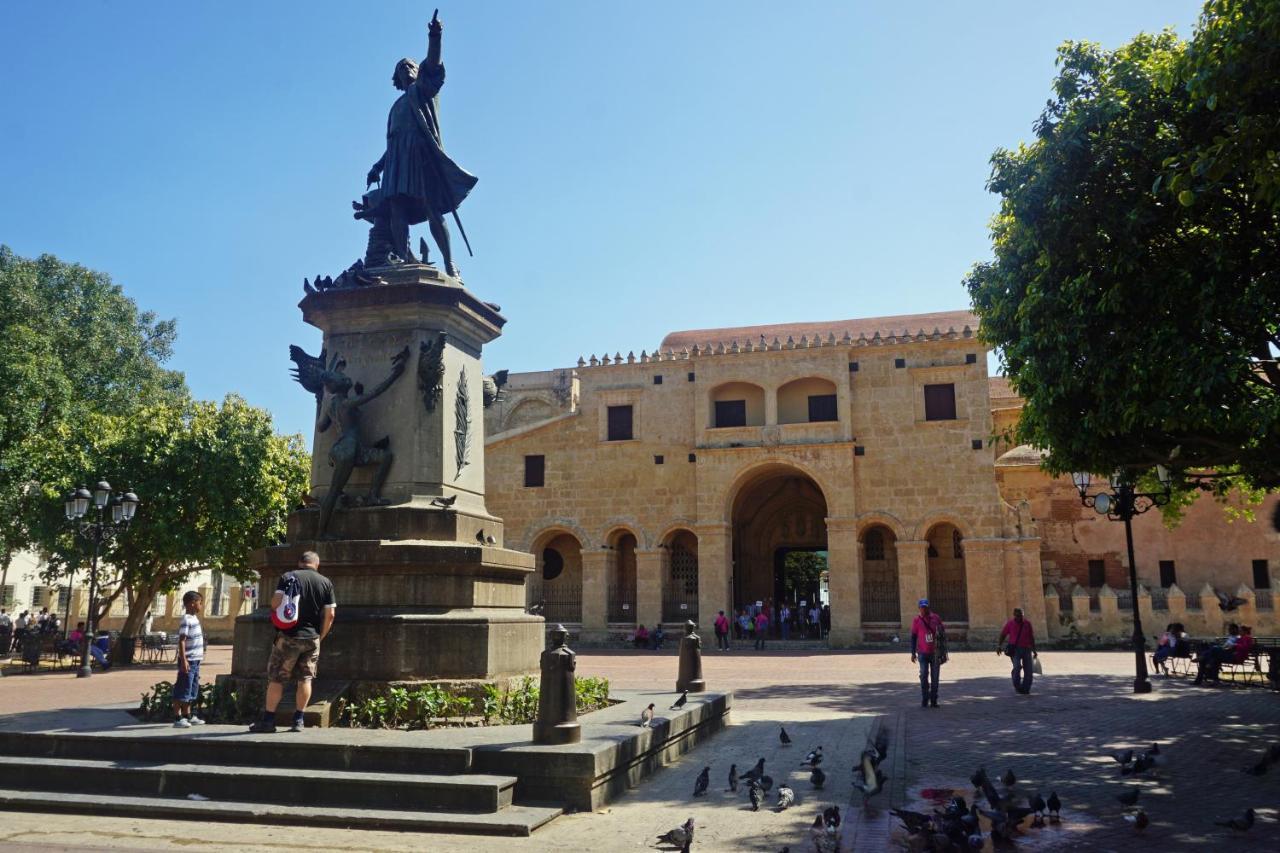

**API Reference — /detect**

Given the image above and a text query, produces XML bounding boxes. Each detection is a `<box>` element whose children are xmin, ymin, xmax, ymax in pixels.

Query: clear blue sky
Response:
<box><xmin>0</xmin><ymin>1</ymin><xmax>1202</xmax><ymax>440</ymax></box>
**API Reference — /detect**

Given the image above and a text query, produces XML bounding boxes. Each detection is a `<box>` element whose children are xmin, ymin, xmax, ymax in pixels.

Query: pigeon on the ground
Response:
<box><xmin>776</xmin><ymin>784</ymin><xmax>795</xmax><ymax>810</ymax></box>
<box><xmin>1150</xmin><ymin>742</ymin><xmax>1161</xmax><ymax>756</ymax></box>
<box><xmin>891</xmin><ymin>809</ymin><xmax>933</xmax><ymax>835</ymax></box>
<box><xmin>1030</xmin><ymin>793</ymin><xmax>1046</xmax><ymax>817</ymax></box>
<box><xmin>1047</xmin><ymin>791</ymin><xmax>1061</xmax><ymax>821</ymax></box>
<box><xmin>1001</xmin><ymin>769</ymin><xmax>1016</xmax><ymax>788</ymax></box>
<box><xmin>656</xmin><ymin>817</ymin><xmax>695</xmax><ymax>849</ymax></box>
<box><xmin>1116</xmin><ymin>789</ymin><xmax>1140</xmax><ymax>807</ymax></box>
<box><xmin>693</xmin><ymin>766</ymin><xmax>709</xmax><ymax>797</ymax></box>
<box><xmin>853</xmin><ymin>750</ymin><xmax>884</xmax><ymax>801</ymax></box>
<box><xmin>810</xmin><ymin>766</ymin><xmax>826</xmax><ymax>788</ymax></box>
<box><xmin>779</xmin><ymin>726</ymin><xmax>791</xmax><ymax>745</ymax></box>
<box><xmin>748</xmin><ymin>780</ymin><xmax>764</xmax><ymax>812</ymax></box>
<box><xmin>726</xmin><ymin>763</ymin><xmax>738</xmax><ymax>792</ymax></box>
<box><xmin>803</xmin><ymin>746</ymin><xmax>823</xmax><ymax>767</ymax></box>
<box><xmin>823</xmin><ymin>806</ymin><xmax>841</xmax><ymax>830</ymax></box>
<box><xmin>670</xmin><ymin>691</ymin><xmax>688</xmax><ymax>710</ymax></box>
<box><xmin>1111</xmin><ymin>749</ymin><xmax>1134</xmax><ymax>767</ymax></box>
<box><xmin>756</xmin><ymin>774</ymin><xmax>774</xmax><ymax>793</ymax></box>
<box><xmin>742</xmin><ymin>758</ymin><xmax>765</xmax><ymax>782</ymax></box>
<box><xmin>640</xmin><ymin>703</ymin><xmax>655</xmax><ymax>728</ymax></box>
<box><xmin>1214</xmin><ymin>808</ymin><xmax>1255</xmax><ymax>831</ymax></box>
<box><xmin>810</xmin><ymin>814</ymin><xmax>838</xmax><ymax>853</ymax></box>
<box><xmin>1124</xmin><ymin>810</ymin><xmax>1149</xmax><ymax>830</ymax></box>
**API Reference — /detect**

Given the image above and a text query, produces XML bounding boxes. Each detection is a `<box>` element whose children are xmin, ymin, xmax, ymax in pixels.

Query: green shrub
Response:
<box><xmin>337</xmin><ymin>676</ymin><xmax>612</xmax><ymax>729</ymax></box>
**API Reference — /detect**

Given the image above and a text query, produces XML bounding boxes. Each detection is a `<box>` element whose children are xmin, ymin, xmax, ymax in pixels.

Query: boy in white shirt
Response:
<box><xmin>172</xmin><ymin>591</ymin><xmax>206</xmax><ymax>727</ymax></box>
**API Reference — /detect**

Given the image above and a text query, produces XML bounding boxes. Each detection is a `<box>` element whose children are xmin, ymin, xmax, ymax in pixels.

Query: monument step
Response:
<box><xmin>0</xmin><ymin>789</ymin><xmax>562</xmax><ymax>837</ymax></box>
<box><xmin>0</xmin><ymin>729</ymin><xmax>472</xmax><ymax>775</ymax></box>
<box><xmin>0</xmin><ymin>755</ymin><xmax>516</xmax><ymax>813</ymax></box>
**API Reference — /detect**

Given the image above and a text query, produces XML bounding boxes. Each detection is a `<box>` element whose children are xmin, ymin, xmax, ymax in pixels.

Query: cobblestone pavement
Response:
<box><xmin>1</xmin><ymin>648</ymin><xmax>1278</xmax><ymax>851</ymax></box>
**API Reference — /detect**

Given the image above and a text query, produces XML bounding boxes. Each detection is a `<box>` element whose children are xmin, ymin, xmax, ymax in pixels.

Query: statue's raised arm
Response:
<box><xmin>425</xmin><ymin>10</ymin><xmax>443</xmax><ymax>70</ymax></box>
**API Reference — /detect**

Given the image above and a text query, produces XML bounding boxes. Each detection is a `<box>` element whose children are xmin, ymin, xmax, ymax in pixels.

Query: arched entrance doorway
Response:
<box><xmin>860</xmin><ymin>525</ymin><xmax>901</xmax><ymax>626</ymax></box>
<box><xmin>662</xmin><ymin>529</ymin><xmax>699</xmax><ymax>623</ymax></box>
<box><xmin>730</xmin><ymin>466</ymin><xmax>829</xmax><ymax>638</ymax></box>
<box><xmin>607</xmin><ymin>529</ymin><xmax>638</xmax><ymax>624</ymax></box>
<box><xmin>926</xmin><ymin>522</ymin><xmax>969</xmax><ymax>623</ymax></box>
<box><xmin>528</xmin><ymin>530</ymin><xmax>583</xmax><ymax>625</ymax></box>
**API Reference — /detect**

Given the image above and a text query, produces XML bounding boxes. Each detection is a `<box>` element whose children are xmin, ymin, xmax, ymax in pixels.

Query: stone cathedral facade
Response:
<box><xmin>483</xmin><ymin>310</ymin><xmax>1280</xmax><ymax>645</ymax></box>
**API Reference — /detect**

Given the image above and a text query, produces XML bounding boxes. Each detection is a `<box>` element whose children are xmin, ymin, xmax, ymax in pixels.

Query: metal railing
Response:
<box><xmin>861</xmin><ymin>580</ymin><xmax>900</xmax><ymax>624</ymax></box>
<box><xmin>926</xmin><ymin>579</ymin><xmax>968</xmax><ymax>623</ymax></box>
<box><xmin>1149</xmin><ymin>588</ymin><xmax>1169</xmax><ymax>610</ymax></box>
<box><xmin>528</xmin><ymin>580</ymin><xmax>582</xmax><ymax>625</ymax></box>
<box><xmin>607</xmin><ymin>586</ymin><xmax>636</xmax><ymax>623</ymax></box>
<box><xmin>1257</xmin><ymin>589</ymin><xmax>1274</xmax><ymax>611</ymax></box>
<box><xmin>1115</xmin><ymin>589</ymin><xmax>1133</xmax><ymax>611</ymax></box>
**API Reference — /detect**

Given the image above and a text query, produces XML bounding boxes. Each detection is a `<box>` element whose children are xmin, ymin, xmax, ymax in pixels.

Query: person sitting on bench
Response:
<box><xmin>1195</xmin><ymin>624</ymin><xmax>1252</xmax><ymax>685</ymax></box>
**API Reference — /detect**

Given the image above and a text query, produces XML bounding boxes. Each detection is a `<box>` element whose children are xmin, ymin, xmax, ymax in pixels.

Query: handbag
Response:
<box><xmin>1032</xmin><ymin>656</ymin><xmax>1044</xmax><ymax>676</ymax></box>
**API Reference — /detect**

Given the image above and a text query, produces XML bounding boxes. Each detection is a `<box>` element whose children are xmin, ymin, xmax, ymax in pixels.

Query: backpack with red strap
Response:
<box><xmin>271</xmin><ymin>573</ymin><xmax>302</xmax><ymax>631</ymax></box>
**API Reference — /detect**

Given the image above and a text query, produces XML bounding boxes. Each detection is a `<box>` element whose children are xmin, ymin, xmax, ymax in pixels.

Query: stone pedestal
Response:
<box><xmin>231</xmin><ymin>267</ymin><xmax>541</xmax><ymax>699</ymax></box>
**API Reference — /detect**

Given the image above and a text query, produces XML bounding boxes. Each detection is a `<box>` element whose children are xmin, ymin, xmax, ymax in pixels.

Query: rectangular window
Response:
<box><xmin>1159</xmin><ymin>560</ymin><xmax>1176</xmax><ymax>588</ymax></box>
<box><xmin>923</xmin><ymin>383</ymin><xmax>957</xmax><ymax>421</ymax></box>
<box><xmin>524</xmin><ymin>454</ymin><xmax>545</xmax><ymax>487</ymax></box>
<box><xmin>653</xmin><ymin>375</ymin><xmax>663</xmax><ymax>385</ymax></box>
<box><xmin>1087</xmin><ymin>560</ymin><xmax>1106</xmax><ymax>588</ymax></box>
<box><xmin>606</xmin><ymin>405</ymin><xmax>633</xmax><ymax>441</ymax></box>
<box><xmin>31</xmin><ymin>585</ymin><xmax>48</xmax><ymax>607</ymax></box>
<box><xmin>714</xmin><ymin>399</ymin><xmax>747</xmax><ymax>428</ymax></box>
<box><xmin>654</xmin><ymin>455</ymin><xmax>664</xmax><ymax>465</ymax></box>
<box><xmin>807</xmin><ymin>394</ymin><xmax>837</xmax><ymax>423</ymax></box>
<box><xmin>0</xmin><ymin>585</ymin><xmax>14</xmax><ymax>607</ymax></box>
<box><xmin>57</xmin><ymin>586</ymin><xmax>70</xmax><ymax>611</ymax></box>
<box><xmin>1254</xmin><ymin>559</ymin><xmax>1271</xmax><ymax>589</ymax></box>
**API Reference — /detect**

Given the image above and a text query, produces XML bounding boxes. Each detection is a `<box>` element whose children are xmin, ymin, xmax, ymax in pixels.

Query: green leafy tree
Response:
<box><xmin>966</xmin><ymin>0</ymin><xmax>1279</xmax><ymax>504</ymax></box>
<box><xmin>0</xmin><ymin>246</ymin><xmax>184</xmax><ymax>590</ymax></box>
<box><xmin>782</xmin><ymin>550</ymin><xmax>827</xmax><ymax>598</ymax></box>
<box><xmin>29</xmin><ymin>395</ymin><xmax>310</xmax><ymax>635</ymax></box>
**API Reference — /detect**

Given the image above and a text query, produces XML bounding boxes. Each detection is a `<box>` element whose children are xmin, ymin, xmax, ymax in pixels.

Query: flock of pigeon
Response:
<box><xmin>888</xmin><ymin>741</ymin><xmax>1263</xmax><ymax>851</ymax></box>
<box><xmin>655</xmin><ymin>724</ymin><xmax>889</xmax><ymax>852</ymax></box>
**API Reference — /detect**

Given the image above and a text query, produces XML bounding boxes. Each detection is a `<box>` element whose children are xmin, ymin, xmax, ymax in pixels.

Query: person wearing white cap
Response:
<box><xmin>909</xmin><ymin>598</ymin><xmax>947</xmax><ymax>708</ymax></box>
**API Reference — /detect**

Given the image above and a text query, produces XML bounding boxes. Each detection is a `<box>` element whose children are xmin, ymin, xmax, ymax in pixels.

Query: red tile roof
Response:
<box><xmin>658</xmin><ymin>310</ymin><xmax>979</xmax><ymax>352</ymax></box>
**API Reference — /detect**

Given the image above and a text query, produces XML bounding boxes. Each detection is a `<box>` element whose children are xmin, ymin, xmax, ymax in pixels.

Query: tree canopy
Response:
<box><xmin>965</xmin><ymin>0</ymin><xmax>1279</xmax><ymax>497</ymax></box>
<box><xmin>0</xmin><ymin>247</ymin><xmax>184</xmax><ymax>566</ymax></box>
<box><xmin>29</xmin><ymin>395</ymin><xmax>310</xmax><ymax>634</ymax></box>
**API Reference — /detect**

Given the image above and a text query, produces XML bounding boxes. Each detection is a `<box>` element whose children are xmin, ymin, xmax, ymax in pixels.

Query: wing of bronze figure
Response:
<box><xmin>289</xmin><ymin>345</ymin><xmax>328</xmax><ymax>412</ymax></box>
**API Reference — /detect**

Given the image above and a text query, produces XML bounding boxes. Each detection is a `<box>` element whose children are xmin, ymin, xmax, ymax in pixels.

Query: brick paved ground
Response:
<box><xmin>1</xmin><ymin>647</ymin><xmax>1278</xmax><ymax>851</ymax></box>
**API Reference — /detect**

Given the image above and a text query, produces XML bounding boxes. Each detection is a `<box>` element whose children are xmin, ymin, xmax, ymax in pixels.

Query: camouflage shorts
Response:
<box><xmin>267</xmin><ymin>635</ymin><xmax>321</xmax><ymax>683</ymax></box>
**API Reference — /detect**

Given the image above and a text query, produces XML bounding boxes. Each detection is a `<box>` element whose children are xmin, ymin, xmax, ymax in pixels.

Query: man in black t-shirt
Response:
<box><xmin>249</xmin><ymin>551</ymin><xmax>337</xmax><ymax>733</ymax></box>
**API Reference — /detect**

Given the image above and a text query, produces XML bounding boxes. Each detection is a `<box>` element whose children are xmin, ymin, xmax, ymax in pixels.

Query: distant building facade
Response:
<box><xmin>484</xmin><ymin>310</ymin><xmax>1280</xmax><ymax>645</ymax></box>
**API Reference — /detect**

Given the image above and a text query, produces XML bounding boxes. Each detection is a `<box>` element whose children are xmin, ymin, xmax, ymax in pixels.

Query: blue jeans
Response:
<box><xmin>918</xmin><ymin>652</ymin><xmax>940</xmax><ymax>703</ymax></box>
<box><xmin>174</xmin><ymin>658</ymin><xmax>201</xmax><ymax>703</ymax></box>
<box><xmin>1010</xmin><ymin>646</ymin><xmax>1034</xmax><ymax>693</ymax></box>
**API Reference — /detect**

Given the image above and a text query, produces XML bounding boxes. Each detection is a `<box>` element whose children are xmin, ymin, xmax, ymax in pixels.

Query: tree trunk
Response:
<box><xmin>120</xmin><ymin>578</ymin><xmax>163</xmax><ymax>638</ymax></box>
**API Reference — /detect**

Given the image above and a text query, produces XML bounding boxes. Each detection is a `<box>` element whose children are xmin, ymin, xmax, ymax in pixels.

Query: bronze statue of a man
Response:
<box><xmin>364</xmin><ymin>12</ymin><xmax>477</xmax><ymax>277</ymax></box>
<box><xmin>316</xmin><ymin>348</ymin><xmax>409</xmax><ymax>537</ymax></box>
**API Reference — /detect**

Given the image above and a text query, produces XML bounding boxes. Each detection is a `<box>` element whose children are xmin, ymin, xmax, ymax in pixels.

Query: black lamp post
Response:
<box><xmin>1071</xmin><ymin>467</ymin><xmax>1171</xmax><ymax>694</ymax></box>
<box><xmin>64</xmin><ymin>481</ymin><xmax>139</xmax><ymax>678</ymax></box>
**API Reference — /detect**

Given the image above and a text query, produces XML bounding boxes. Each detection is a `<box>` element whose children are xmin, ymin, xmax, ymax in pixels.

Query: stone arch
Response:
<box><xmin>859</xmin><ymin>523</ymin><xmax>901</xmax><ymax>624</ymax></box>
<box><xmin>721</xmin><ymin>458</ymin><xmax>836</xmax><ymax>522</ymax></box>
<box><xmin>661</xmin><ymin>527</ymin><xmax>700</xmax><ymax>622</ymax></box>
<box><xmin>854</xmin><ymin>511</ymin><xmax>910</xmax><ymax>542</ymax></box>
<box><xmin>709</xmin><ymin>381</ymin><xmax>765</xmax><ymax>427</ymax></box>
<box><xmin>777</xmin><ymin>376</ymin><xmax>838</xmax><ymax>425</ymax></box>
<box><xmin>601</xmin><ymin>519</ymin><xmax>650</xmax><ymax>551</ymax></box>
<box><xmin>501</xmin><ymin>396</ymin><xmax>560</xmax><ymax>432</ymax></box>
<box><xmin>924</xmin><ymin>521</ymin><xmax>969</xmax><ymax>622</ymax></box>
<box><xmin>911</xmin><ymin>513</ymin><xmax>974</xmax><ymax>542</ymax></box>
<box><xmin>514</xmin><ymin>518</ymin><xmax>592</xmax><ymax>553</ymax></box>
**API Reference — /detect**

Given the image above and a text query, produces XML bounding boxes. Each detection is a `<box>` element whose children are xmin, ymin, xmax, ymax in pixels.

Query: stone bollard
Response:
<box><xmin>676</xmin><ymin>619</ymin><xmax>706</xmax><ymax>693</ymax></box>
<box><xmin>533</xmin><ymin>624</ymin><xmax>581</xmax><ymax>745</ymax></box>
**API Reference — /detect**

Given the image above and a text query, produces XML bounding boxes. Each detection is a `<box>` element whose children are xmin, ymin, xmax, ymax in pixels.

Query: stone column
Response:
<box><xmin>1137</xmin><ymin>585</ymin><xmax>1156</xmax><ymax>644</ymax></box>
<box><xmin>1012</xmin><ymin>539</ymin><xmax>1047</xmax><ymax>634</ymax></box>
<box><xmin>1199</xmin><ymin>582</ymin><xmax>1223</xmax><ymax>634</ymax></box>
<box><xmin>695</xmin><ymin>524</ymin><xmax>731</xmax><ymax>632</ymax></box>
<box><xmin>229</xmin><ymin>585</ymin><xmax>246</xmax><ymax>617</ymax></box>
<box><xmin>963</xmin><ymin>539</ymin><xmax>1006</xmax><ymax>642</ymax></box>
<box><xmin>764</xmin><ymin>386</ymin><xmax>778</xmax><ymax>426</ymax></box>
<box><xmin>826</xmin><ymin>517</ymin><xmax>861</xmax><ymax>646</ymax></box>
<box><xmin>580</xmin><ymin>549</ymin><xmax>609</xmax><ymax>641</ymax></box>
<box><xmin>1071</xmin><ymin>585</ymin><xmax>1091</xmax><ymax>633</ymax></box>
<box><xmin>1043</xmin><ymin>587</ymin><xmax>1061</xmax><ymax>640</ymax></box>
<box><xmin>1098</xmin><ymin>585</ymin><xmax>1120</xmax><ymax>637</ymax></box>
<box><xmin>897</xmin><ymin>540</ymin><xmax>930</xmax><ymax>630</ymax></box>
<box><xmin>1166</xmin><ymin>584</ymin><xmax>1187</xmax><ymax>627</ymax></box>
<box><xmin>1234</xmin><ymin>584</ymin><xmax>1258</xmax><ymax>631</ymax></box>
<box><xmin>635</xmin><ymin>549</ymin><xmax>663</xmax><ymax>630</ymax></box>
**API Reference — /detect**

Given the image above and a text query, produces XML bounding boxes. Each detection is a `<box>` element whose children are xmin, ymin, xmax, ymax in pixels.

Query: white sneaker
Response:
<box><xmin>188</xmin><ymin>715</ymin><xmax>206</xmax><ymax>725</ymax></box>
<box><xmin>173</xmin><ymin>718</ymin><xmax>192</xmax><ymax>728</ymax></box>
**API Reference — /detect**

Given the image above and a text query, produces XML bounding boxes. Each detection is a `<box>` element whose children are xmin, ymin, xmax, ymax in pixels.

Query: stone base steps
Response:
<box><xmin>0</xmin><ymin>790</ymin><xmax>561</xmax><ymax>837</ymax></box>
<box><xmin>0</xmin><ymin>755</ymin><xmax>515</xmax><ymax>813</ymax></box>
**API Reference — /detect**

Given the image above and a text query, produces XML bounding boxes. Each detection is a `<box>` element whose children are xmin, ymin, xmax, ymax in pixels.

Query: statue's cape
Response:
<box><xmin>401</xmin><ymin>65</ymin><xmax>477</xmax><ymax>218</ymax></box>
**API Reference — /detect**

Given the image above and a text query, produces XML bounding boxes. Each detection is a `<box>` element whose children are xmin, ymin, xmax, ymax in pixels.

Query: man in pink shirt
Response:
<box><xmin>910</xmin><ymin>599</ymin><xmax>945</xmax><ymax>708</ymax></box>
<box><xmin>997</xmin><ymin>608</ymin><xmax>1038</xmax><ymax>694</ymax></box>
